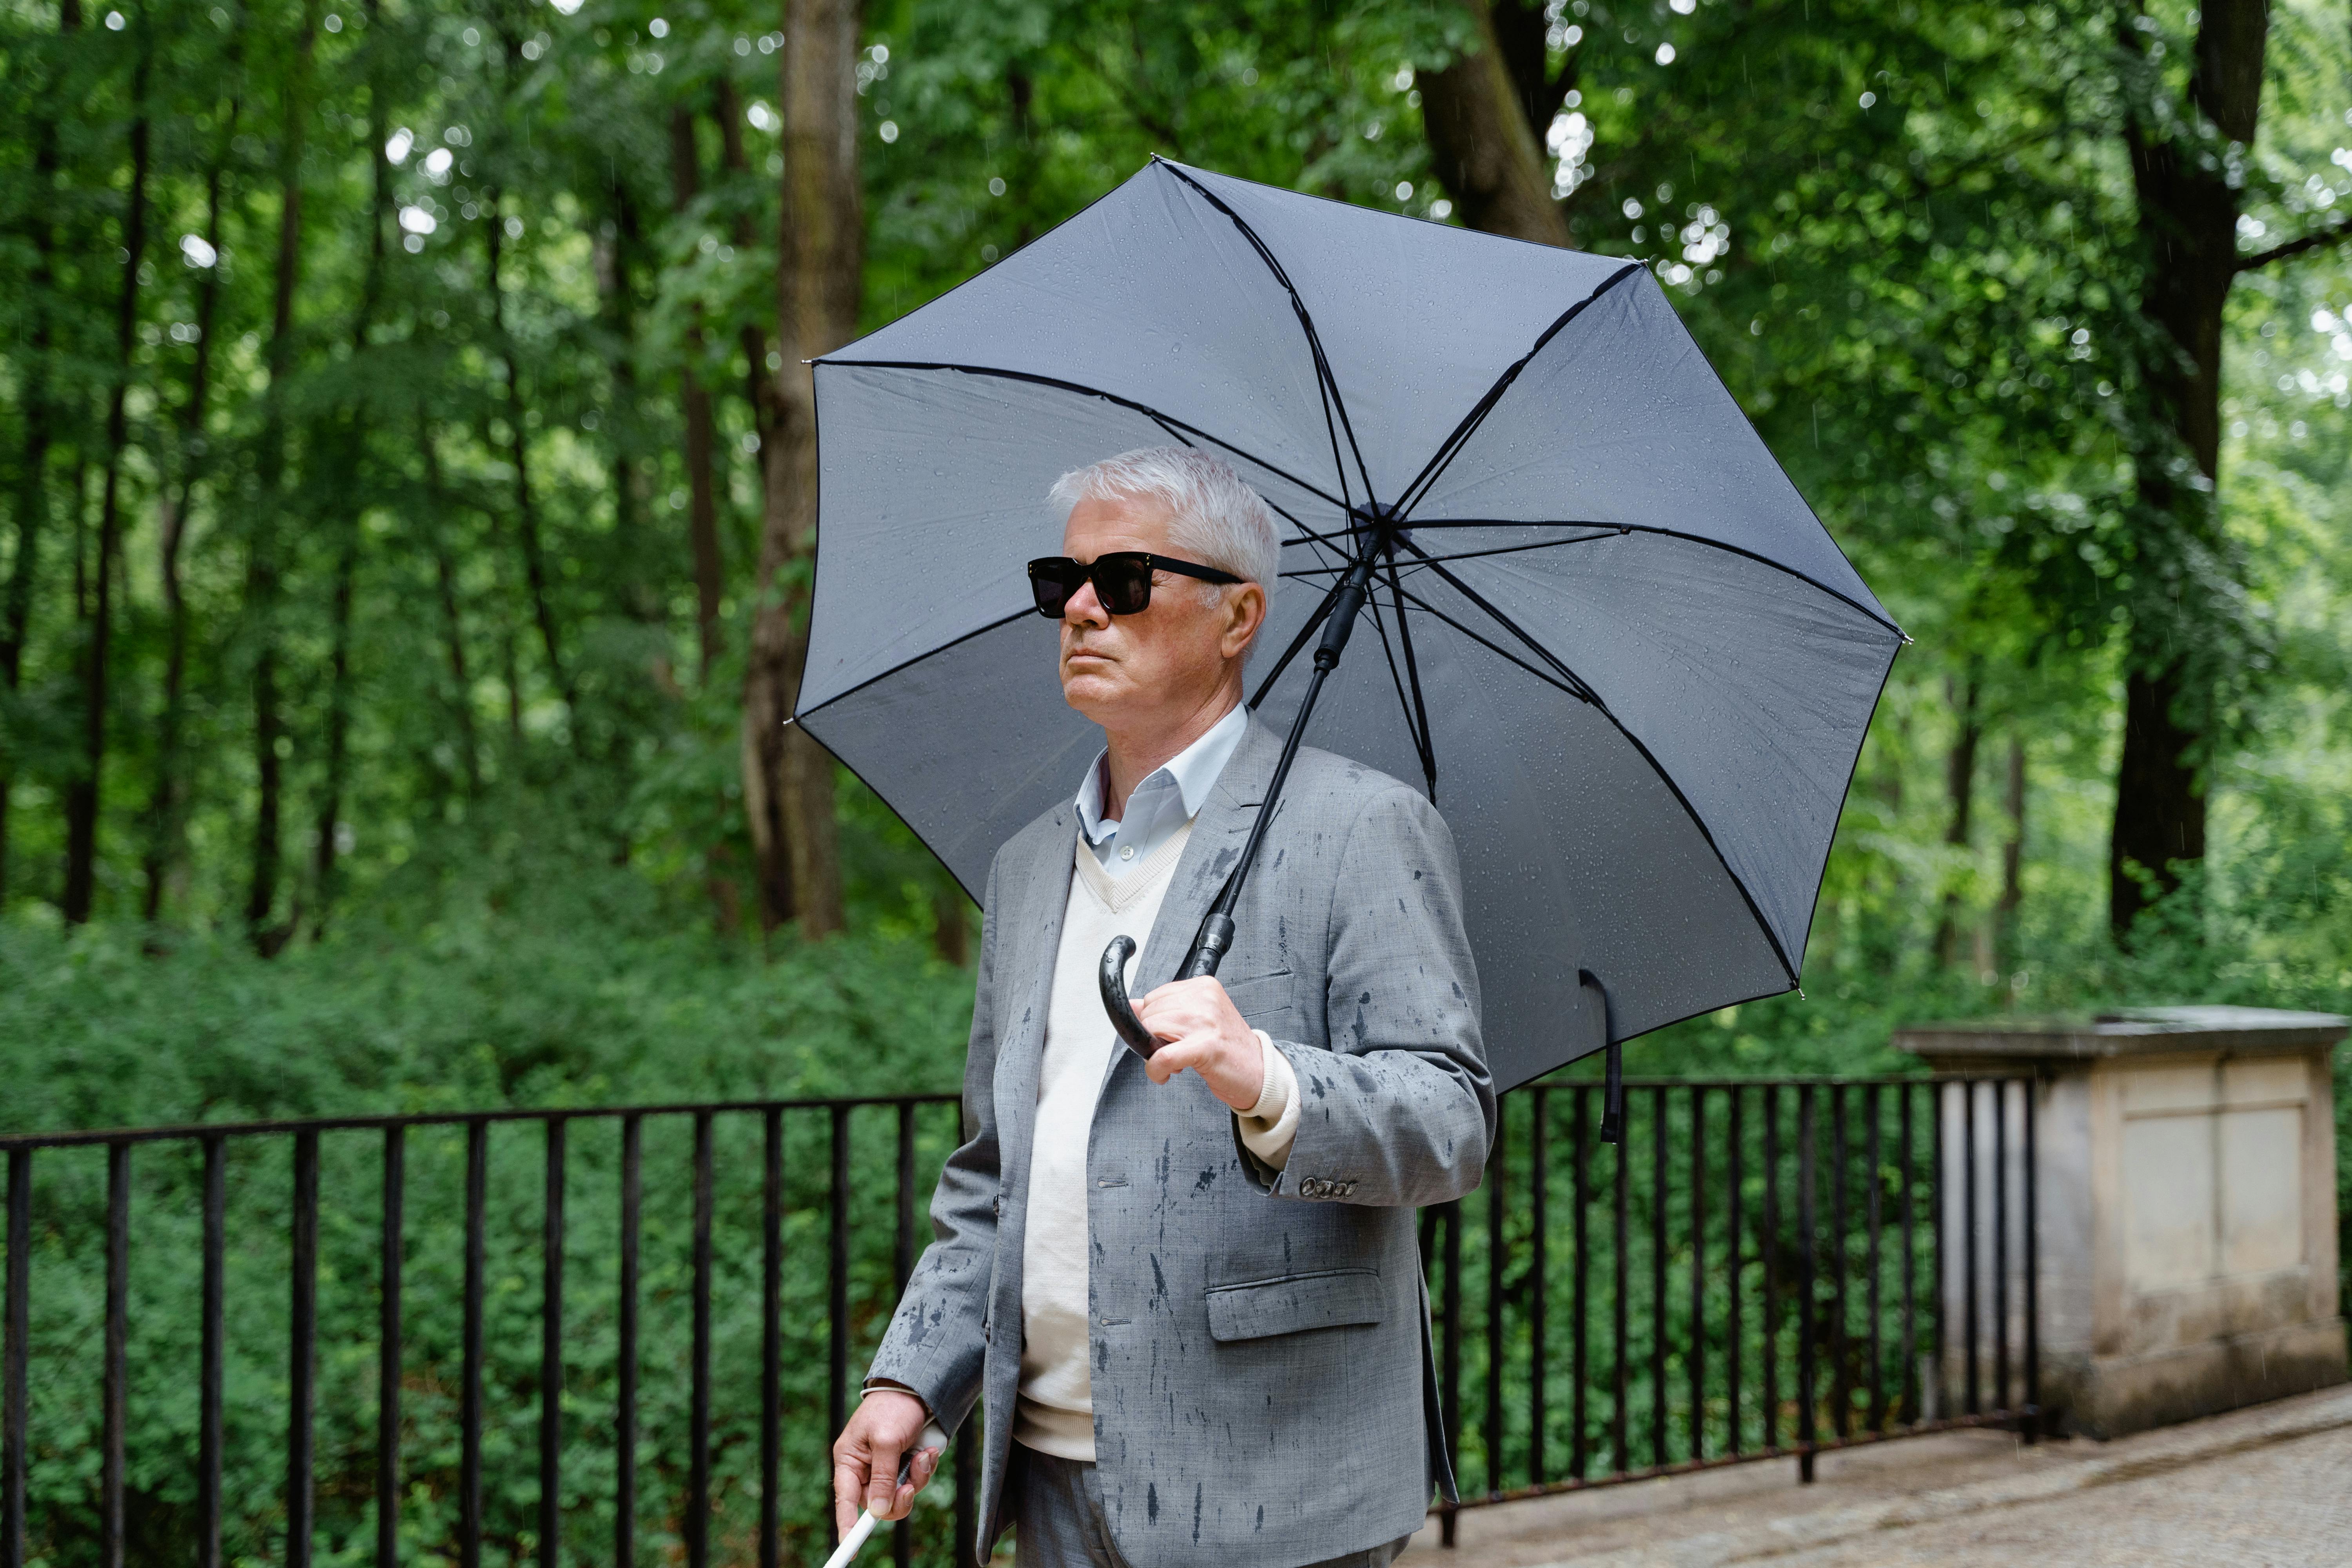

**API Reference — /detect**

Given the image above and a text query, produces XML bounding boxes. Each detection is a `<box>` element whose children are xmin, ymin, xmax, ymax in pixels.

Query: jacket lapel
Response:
<box><xmin>994</xmin><ymin>802</ymin><xmax>1081</xmax><ymax>1174</ymax></box>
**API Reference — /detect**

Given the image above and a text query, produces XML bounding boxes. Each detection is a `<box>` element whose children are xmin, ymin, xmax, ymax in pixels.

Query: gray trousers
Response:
<box><xmin>1012</xmin><ymin>1447</ymin><xmax>1413</xmax><ymax>1568</ymax></box>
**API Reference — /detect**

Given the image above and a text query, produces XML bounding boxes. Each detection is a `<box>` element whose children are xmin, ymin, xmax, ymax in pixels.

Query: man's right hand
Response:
<box><xmin>833</xmin><ymin>1389</ymin><xmax>941</xmax><ymax>1539</ymax></box>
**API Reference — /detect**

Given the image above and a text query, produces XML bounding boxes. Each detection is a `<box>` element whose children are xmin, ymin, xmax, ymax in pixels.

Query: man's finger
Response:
<box><xmin>834</xmin><ymin>1457</ymin><xmax>868</xmax><ymax>1537</ymax></box>
<box><xmin>1144</xmin><ymin>1036</ymin><xmax>1208</xmax><ymax>1083</ymax></box>
<box><xmin>865</xmin><ymin>1437</ymin><xmax>904</xmax><ymax>1517</ymax></box>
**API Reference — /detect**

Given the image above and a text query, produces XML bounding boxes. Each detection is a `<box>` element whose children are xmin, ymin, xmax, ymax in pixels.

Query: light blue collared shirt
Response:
<box><xmin>1075</xmin><ymin>702</ymin><xmax>1249</xmax><ymax>878</ymax></box>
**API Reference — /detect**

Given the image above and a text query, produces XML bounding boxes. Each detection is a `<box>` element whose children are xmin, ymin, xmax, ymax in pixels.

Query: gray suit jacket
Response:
<box><xmin>866</xmin><ymin>717</ymin><xmax>1495</xmax><ymax>1568</ymax></box>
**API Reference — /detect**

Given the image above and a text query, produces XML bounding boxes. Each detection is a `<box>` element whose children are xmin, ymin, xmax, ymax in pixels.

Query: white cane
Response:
<box><xmin>824</xmin><ymin>1421</ymin><xmax>948</xmax><ymax>1568</ymax></box>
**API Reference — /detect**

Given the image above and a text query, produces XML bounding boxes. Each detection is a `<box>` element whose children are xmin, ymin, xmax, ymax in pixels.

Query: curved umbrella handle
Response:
<box><xmin>1100</xmin><ymin>936</ymin><xmax>1160</xmax><ymax>1058</ymax></box>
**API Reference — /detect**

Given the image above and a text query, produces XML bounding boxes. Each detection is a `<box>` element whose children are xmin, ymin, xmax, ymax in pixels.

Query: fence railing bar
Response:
<box><xmin>1611</xmin><ymin>1108</ymin><xmax>1628</xmax><ymax>1473</ymax></box>
<box><xmin>4</xmin><ymin>1149</ymin><xmax>27</xmax><ymax>1568</ymax></box>
<box><xmin>828</xmin><ymin>1105</ymin><xmax>853</xmax><ymax>1546</ymax></box>
<box><xmin>377</xmin><ymin>1127</ymin><xmax>403</xmax><ymax>1568</ymax></box>
<box><xmin>290</xmin><ymin>1132</ymin><xmax>320</xmax><ymax>1568</ymax></box>
<box><xmin>1650</xmin><ymin>1086</ymin><xmax>1667</xmax><ymax>1470</ymax></box>
<box><xmin>762</xmin><ymin>1108</ymin><xmax>784</xmax><ymax>1568</ymax></box>
<box><xmin>1528</xmin><ymin>1088</ymin><xmax>1548</xmax><ymax>1489</ymax></box>
<box><xmin>1899</xmin><ymin>1085</ymin><xmax>1918</xmax><ymax>1426</ymax></box>
<box><xmin>1761</xmin><ymin>1085</ymin><xmax>1779</xmax><ymax>1454</ymax></box>
<box><xmin>1485</xmin><ymin>1103</ymin><xmax>1506</xmax><ymax>1497</ymax></box>
<box><xmin>1827</xmin><ymin>1084</ymin><xmax>1849</xmax><ymax>1442</ymax></box>
<box><xmin>0</xmin><ymin>1094</ymin><xmax>966</xmax><ymax>1152</ymax></box>
<box><xmin>1994</xmin><ymin>1079</ymin><xmax>2011</xmax><ymax>1416</ymax></box>
<box><xmin>1726</xmin><ymin>1084</ymin><xmax>1743</xmax><ymax>1457</ymax></box>
<box><xmin>1796</xmin><ymin>1086</ymin><xmax>1818</xmax><ymax>1483</ymax></box>
<box><xmin>1930</xmin><ymin>1082</ymin><xmax>1947</xmax><ymax>1421</ymax></box>
<box><xmin>1865</xmin><ymin>1083</ymin><xmax>1885</xmax><ymax>1432</ymax></box>
<box><xmin>689</xmin><ymin>1111</ymin><xmax>714</xmax><ymax>1568</ymax></box>
<box><xmin>1570</xmin><ymin>1085</ymin><xmax>1590</xmax><ymax>1483</ymax></box>
<box><xmin>1688</xmin><ymin>1087</ymin><xmax>1706</xmax><ymax>1465</ymax></box>
<box><xmin>1962</xmin><ymin>1081</ymin><xmax>1980</xmax><ymax>1417</ymax></box>
<box><xmin>615</xmin><ymin>1114</ymin><xmax>640</xmax><ymax>1568</ymax></box>
<box><xmin>103</xmin><ymin>1142</ymin><xmax>129</xmax><ymax>1568</ymax></box>
<box><xmin>540</xmin><ymin>1117</ymin><xmax>566</xmax><ymax>1568</ymax></box>
<box><xmin>2023</xmin><ymin>1076</ymin><xmax>2041</xmax><ymax>1439</ymax></box>
<box><xmin>202</xmin><ymin>1135</ymin><xmax>226</xmax><ymax>1568</ymax></box>
<box><xmin>461</xmin><ymin>1121</ymin><xmax>487</xmax><ymax>1568</ymax></box>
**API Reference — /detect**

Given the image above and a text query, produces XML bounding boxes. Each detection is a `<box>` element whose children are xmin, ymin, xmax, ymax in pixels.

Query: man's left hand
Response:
<box><xmin>1136</xmin><ymin>977</ymin><xmax>1264</xmax><ymax>1110</ymax></box>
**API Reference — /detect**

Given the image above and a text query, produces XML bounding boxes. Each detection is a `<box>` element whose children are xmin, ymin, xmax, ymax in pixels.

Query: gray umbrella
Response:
<box><xmin>794</xmin><ymin>157</ymin><xmax>1902</xmax><ymax>1105</ymax></box>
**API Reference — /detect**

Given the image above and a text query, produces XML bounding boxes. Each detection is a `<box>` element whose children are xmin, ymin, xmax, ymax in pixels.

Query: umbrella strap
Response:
<box><xmin>1580</xmin><ymin>969</ymin><xmax>1624</xmax><ymax>1144</ymax></box>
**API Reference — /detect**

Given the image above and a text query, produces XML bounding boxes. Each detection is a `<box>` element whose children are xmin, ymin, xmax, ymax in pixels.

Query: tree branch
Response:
<box><xmin>2236</xmin><ymin>213</ymin><xmax>2352</xmax><ymax>272</ymax></box>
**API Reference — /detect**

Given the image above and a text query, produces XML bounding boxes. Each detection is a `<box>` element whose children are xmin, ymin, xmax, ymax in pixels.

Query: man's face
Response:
<box><xmin>1057</xmin><ymin>492</ymin><xmax>1259</xmax><ymax>732</ymax></box>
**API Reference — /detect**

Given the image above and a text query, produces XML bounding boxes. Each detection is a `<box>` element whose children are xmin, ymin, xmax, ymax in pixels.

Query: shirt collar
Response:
<box><xmin>1075</xmin><ymin>701</ymin><xmax>1249</xmax><ymax>844</ymax></box>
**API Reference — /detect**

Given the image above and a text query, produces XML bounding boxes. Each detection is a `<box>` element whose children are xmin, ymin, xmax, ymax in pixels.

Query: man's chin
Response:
<box><xmin>1060</xmin><ymin>676</ymin><xmax>1127</xmax><ymax>719</ymax></box>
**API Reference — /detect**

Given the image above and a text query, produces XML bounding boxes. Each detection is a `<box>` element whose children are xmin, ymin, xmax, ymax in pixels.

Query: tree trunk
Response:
<box><xmin>485</xmin><ymin>192</ymin><xmax>571</xmax><ymax>715</ymax></box>
<box><xmin>419</xmin><ymin>424</ymin><xmax>481</xmax><ymax>795</ymax></box>
<box><xmin>0</xmin><ymin>5</ymin><xmax>77</xmax><ymax>906</ymax></box>
<box><xmin>1996</xmin><ymin>735</ymin><xmax>2025</xmax><ymax>994</ymax></box>
<box><xmin>742</xmin><ymin>0</ymin><xmax>862</xmax><ymax>940</ymax></box>
<box><xmin>309</xmin><ymin>54</ymin><xmax>393</xmax><ymax>942</ymax></box>
<box><xmin>145</xmin><ymin>42</ymin><xmax>243</xmax><ymax>924</ymax></box>
<box><xmin>248</xmin><ymin>0</ymin><xmax>318</xmax><ymax>953</ymax></box>
<box><xmin>713</xmin><ymin>79</ymin><xmax>782</xmax><ymax>456</ymax></box>
<box><xmin>1416</xmin><ymin>0</ymin><xmax>1571</xmax><ymax>247</ymax></box>
<box><xmin>1932</xmin><ymin>676</ymin><xmax>1980</xmax><ymax>969</ymax></box>
<box><xmin>596</xmin><ymin>169</ymin><xmax>653</xmax><ymax>624</ymax></box>
<box><xmin>670</xmin><ymin>107</ymin><xmax>726</xmax><ymax>679</ymax></box>
<box><xmin>62</xmin><ymin>29</ymin><xmax>153</xmax><ymax>924</ymax></box>
<box><xmin>2108</xmin><ymin>0</ymin><xmax>2269</xmax><ymax>940</ymax></box>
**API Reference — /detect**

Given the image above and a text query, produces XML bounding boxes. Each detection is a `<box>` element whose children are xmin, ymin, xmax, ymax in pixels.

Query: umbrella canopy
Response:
<box><xmin>795</xmin><ymin>157</ymin><xmax>1902</xmax><ymax>1092</ymax></box>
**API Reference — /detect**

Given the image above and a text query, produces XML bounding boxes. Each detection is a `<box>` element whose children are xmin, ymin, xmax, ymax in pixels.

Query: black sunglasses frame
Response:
<box><xmin>1026</xmin><ymin>552</ymin><xmax>1243</xmax><ymax>618</ymax></box>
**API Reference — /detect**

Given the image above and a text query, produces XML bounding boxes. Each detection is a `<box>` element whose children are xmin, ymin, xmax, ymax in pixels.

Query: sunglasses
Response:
<box><xmin>1026</xmin><ymin>552</ymin><xmax>1242</xmax><ymax>619</ymax></box>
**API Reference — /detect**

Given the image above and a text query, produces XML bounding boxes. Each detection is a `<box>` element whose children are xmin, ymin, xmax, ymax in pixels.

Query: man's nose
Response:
<box><xmin>1064</xmin><ymin>577</ymin><xmax>1110</xmax><ymax>629</ymax></box>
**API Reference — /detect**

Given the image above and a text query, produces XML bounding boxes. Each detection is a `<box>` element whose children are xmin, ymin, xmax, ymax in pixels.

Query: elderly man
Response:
<box><xmin>832</xmin><ymin>446</ymin><xmax>1494</xmax><ymax>1568</ymax></box>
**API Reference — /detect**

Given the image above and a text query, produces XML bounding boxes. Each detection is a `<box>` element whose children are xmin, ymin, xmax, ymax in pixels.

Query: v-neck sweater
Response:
<box><xmin>1015</xmin><ymin>825</ymin><xmax>1196</xmax><ymax>1458</ymax></box>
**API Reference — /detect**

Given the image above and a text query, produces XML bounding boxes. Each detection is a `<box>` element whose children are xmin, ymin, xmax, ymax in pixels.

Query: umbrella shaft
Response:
<box><xmin>1187</xmin><ymin>542</ymin><xmax>1385</xmax><ymax>976</ymax></box>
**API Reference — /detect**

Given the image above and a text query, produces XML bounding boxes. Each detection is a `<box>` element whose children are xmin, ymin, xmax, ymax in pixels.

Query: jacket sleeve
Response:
<box><xmin>862</xmin><ymin>858</ymin><xmax>1002</xmax><ymax>1436</ymax></box>
<box><xmin>1235</xmin><ymin>784</ymin><xmax>1496</xmax><ymax>1206</ymax></box>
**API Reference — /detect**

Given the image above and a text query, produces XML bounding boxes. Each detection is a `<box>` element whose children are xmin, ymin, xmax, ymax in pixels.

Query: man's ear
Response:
<box><xmin>1222</xmin><ymin>582</ymin><xmax>1267</xmax><ymax>661</ymax></box>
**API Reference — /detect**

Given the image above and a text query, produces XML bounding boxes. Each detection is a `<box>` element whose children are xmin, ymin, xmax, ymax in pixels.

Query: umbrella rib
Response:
<box><xmin>1282</xmin><ymin>532</ymin><xmax>1618</xmax><ymax>579</ymax></box>
<box><xmin>1388</xmin><ymin>262</ymin><xmax>1647</xmax><ymax>522</ymax></box>
<box><xmin>1382</xmin><ymin>583</ymin><xmax>1586</xmax><ymax>703</ymax></box>
<box><xmin>1155</xmin><ymin>160</ymin><xmax>1380</xmax><ymax>510</ymax></box>
<box><xmin>1395</xmin><ymin>535</ymin><xmax>1802</xmax><ymax>985</ymax></box>
<box><xmin>1362</xmin><ymin>590</ymin><xmax>1437</xmax><ymax>799</ymax></box>
<box><xmin>1382</xmin><ymin>555</ymin><xmax>1439</xmax><ymax>797</ymax></box>
<box><xmin>788</xmin><ymin>605</ymin><xmax>1038</xmax><ymax>725</ymax></box>
<box><xmin>1377</xmin><ymin>517</ymin><xmax>1904</xmax><ymax>635</ymax></box>
<box><xmin>1246</xmin><ymin>575</ymin><xmax>1348</xmax><ymax>713</ymax></box>
<box><xmin>817</xmin><ymin>358</ymin><xmax>1353</xmax><ymax>514</ymax></box>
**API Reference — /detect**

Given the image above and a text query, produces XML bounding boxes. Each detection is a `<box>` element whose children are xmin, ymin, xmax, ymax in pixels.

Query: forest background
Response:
<box><xmin>3</xmin><ymin>1</ymin><xmax>2352</xmax><ymax>1563</ymax></box>
<box><xmin>1</xmin><ymin>0</ymin><xmax>2349</xmax><ymax>1136</ymax></box>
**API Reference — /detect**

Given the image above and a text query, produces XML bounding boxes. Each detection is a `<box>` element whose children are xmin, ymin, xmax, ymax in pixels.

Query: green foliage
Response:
<box><xmin>0</xmin><ymin>0</ymin><xmax>2349</xmax><ymax>1555</ymax></box>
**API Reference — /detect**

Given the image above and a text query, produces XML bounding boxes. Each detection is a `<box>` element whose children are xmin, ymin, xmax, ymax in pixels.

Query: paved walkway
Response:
<box><xmin>1396</xmin><ymin>1385</ymin><xmax>2352</xmax><ymax>1568</ymax></box>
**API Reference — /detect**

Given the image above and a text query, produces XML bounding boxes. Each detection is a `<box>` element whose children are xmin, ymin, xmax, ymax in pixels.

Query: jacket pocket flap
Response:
<box><xmin>1205</xmin><ymin>1267</ymin><xmax>1383</xmax><ymax>1343</ymax></box>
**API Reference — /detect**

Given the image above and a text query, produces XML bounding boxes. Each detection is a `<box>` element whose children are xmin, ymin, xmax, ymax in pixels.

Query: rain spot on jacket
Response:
<box><xmin>1148</xmin><ymin>1482</ymin><xmax>1159</xmax><ymax>1523</ymax></box>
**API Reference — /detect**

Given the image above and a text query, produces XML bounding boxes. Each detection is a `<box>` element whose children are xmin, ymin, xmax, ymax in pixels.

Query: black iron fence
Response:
<box><xmin>0</xmin><ymin>1075</ymin><xmax>2038</xmax><ymax>1566</ymax></box>
<box><xmin>1425</xmin><ymin>1075</ymin><xmax>2040</xmax><ymax>1545</ymax></box>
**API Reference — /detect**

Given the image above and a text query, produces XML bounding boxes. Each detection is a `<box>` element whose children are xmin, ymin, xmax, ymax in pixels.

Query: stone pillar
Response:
<box><xmin>1897</xmin><ymin>1006</ymin><xmax>2347</xmax><ymax>1438</ymax></box>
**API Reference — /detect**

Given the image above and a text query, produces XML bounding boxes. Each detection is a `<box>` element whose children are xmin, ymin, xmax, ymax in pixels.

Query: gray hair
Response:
<box><xmin>1048</xmin><ymin>446</ymin><xmax>1281</xmax><ymax>617</ymax></box>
